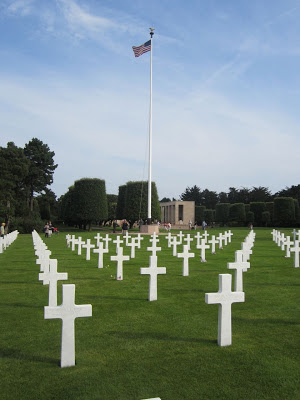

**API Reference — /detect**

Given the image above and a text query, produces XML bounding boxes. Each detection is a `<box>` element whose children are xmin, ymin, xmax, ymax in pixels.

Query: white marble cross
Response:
<box><xmin>123</xmin><ymin>231</ymin><xmax>130</xmax><ymax>246</ymax></box>
<box><xmin>165</xmin><ymin>232</ymin><xmax>173</xmax><ymax>248</ymax></box>
<box><xmin>110</xmin><ymin>247</ymin><xmax>130</xmax><ymax>280</ymax></box>
<box><xmin>177</xmin><ymin>231</ymin><xmax>184</xmax><ymax>244</ymax></box>
<box><xmin>183</xmin><ymin>234</ymin><xmax>193</xmax><ymax>250</ymax></box>
<box><xmin>37</xmin><ymin>258</ymin><xmax>51</xmax><ymax>280</ymax></box>
<box><xmin>70</xmin><ymin>235</ymin><xmax>77</xmax><ymax>251</ymax></box>
<box><xmin>217</xmin><ymin>233</ymin><xmax>224</xmax><ymax>249</ymax></box>
<box><xmin>113</xmin><ymin>236</ymin><xmax>123</xmax><ymax>252</ymax></box>
<box><xmin>93</xmin><ymin>242</ymin><xmax>108</xmax><ymax>268</ymax></box>
<box><xmin>205</xmin><ymin>274</ymin><xmax>245</xmax><ymax>346</ymax></box>
<box><xmin>82</xmin><ymin>239</ymin><xmax>95</xmax><ymax>261</ymax></box>
<box><xmin>170</xmin><ymin>236</ymin><xmax>179</xmax><ymax>256</ymax></box>
<box><xmin>271</xmin><ymin>229</ymin><xmax>277</xmax><ymax>242</ymax></box>
<box><xmin>66</xmin><ymin>234</ymin><xmax>71</xmax><ymax>247</ymax></box>
<box><xmin>128</xmin><ymin>237</ymin><xmax>139</xmax><ymax>258</ymax></box>
<box><xmin>147</xmin><ymin>237</ymin><xmax>162</xmax><ymax>256</ymax></box>
<box><xmin>44</xmin><ymin>284</ymin><xmax>92</xmax><ymax>368</ymax></box>
<box><xmin>290</xmin><ymin>240</ymin><xmax>300</xmax><ymax>268</ymax></box>
<box><xmin>223</xmin><ymin>231</ymin><xmax>229</xmax><ymax>246</ymax></box>
<box><xmin>284</xmin><ymin>236</ymin><xmax>294</xmax><ymax>258</ymax></box>
<box><xmin>140</xmin><ymin>255</ymin><xmax>166</xmax><ymax>301</ymax></box>
<box><xmin>177</xmin><ymin>245</ymin><xmax>195</xmax><ymax>276</ymax></box>
<box><xmin>208</xmin><ymin>235</ymin><xmax>219</xmax><ymax>254</ymax></box>
<box><xmin>227</xmin><ymin>250</ymin><xmax>250</xmax><ymax>292</ymax></box>
<box><xmin>76</xmin><ymin>236</ymin><xmax>85</xmax><ymax>256</ymax></box>
<box><xmin>280</xmin><ymin>233</ymin><xmax>286</xmax><ymax>251</ymax></box>
<box><xmin>227</xmin><ymin>230</ymin><xmax>233</xmax><ymax>243</ymax></box>
<box><xmin>197</xmin><ymin>239</ymin><xmax>210</xmax><ymax>262</ymax></box>
<box><xmin>241</xmin><ymin>242</ymin><xmax>252</xmax><ymax>261</ymax></box>
<box><xmin>202</xmin><ymin>231</ymin><xmax>209</xmax><ymax>242</ymax></box>
<box><xmin>94</xmin><ymin>233</ymin><xmax>102</xmax><ymax>247</ymax></box>
<box><xmin>136</xmin><ymin>233</ymin><xmax>144</xmax><ymax>249</ymax></box>
<box><xmin>102</xmin><ymin>234</ymin><xmax>112</xmax><ymax>251</ymax></box>
<box><xmin>194</xmin><ymin>232</ymin><xmax>202</xmax><ymax>247</ymax></box>
<box><xmin>39</xmin><ymin>259</ymin><xmax>68</xmax><ymax>306</ymax></box>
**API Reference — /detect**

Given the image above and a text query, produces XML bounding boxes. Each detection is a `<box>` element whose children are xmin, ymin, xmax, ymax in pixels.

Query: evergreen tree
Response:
<box><xmin>24</xmin><ymin>138</ymin><xmax>57</xmax><ymax>211</ymax></box>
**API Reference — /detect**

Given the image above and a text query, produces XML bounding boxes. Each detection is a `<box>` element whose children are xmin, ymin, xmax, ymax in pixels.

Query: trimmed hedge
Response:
<box><xmin>273</xmin><ymin>197</ymin><xmax>295</xmax><ymax>227</ymax></box>
<box><xmin>215</xmin><ymin>203</ymin><xmax>230</xmax><ymax>226</ymax></box>
<box><xmin>195</xmin><ymin>205</ymin><xmax>206</xmax><ymax>224</ymax></box>
<box><xmin>229</xmin><ymin>203</ymin><xmax>246</xmax><ymax>225</ymax></box>
<box><xmin>250</xmin><ymin>202</ymin><xmax>266</xmax><ymax>226</ymax></box>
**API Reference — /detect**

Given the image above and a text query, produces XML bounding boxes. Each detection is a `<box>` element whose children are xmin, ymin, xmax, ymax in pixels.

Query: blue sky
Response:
<box><xmin>1</xmin><ymin>0</ymin><xmax>299</xmax><ymax>200</ymax></box>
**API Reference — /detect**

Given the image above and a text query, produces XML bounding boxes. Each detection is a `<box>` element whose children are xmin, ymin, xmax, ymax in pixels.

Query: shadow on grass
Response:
<box><xmin>0</xmin><ymin>348</ymin><xmax>59</xmax><ymax>365</ymax></box>
<box><xmin>164</xmin><ymin>288</ymin><xmax>206</xmax><ymax>293</ymax></box>
<box><xmin>107</xmin><ymin>331</ymin><xmax>216</xmax><ymax>345</ymax></box>
<box><xmin>234</xmin><ymin>317</ymin><xmax>298</xmax><ymax>325</ymax></box>
<box><xmin>247</xmin><ymin>282</ymin><xmax>300</xmax><ymax>287</ymax></box>
<box><xmin>89</xmin><ymin>295</ymin><xmax>145</xmax><ymax>301</ymax></box>
<box><xmin>0</xmin><ymin>303</ymin><xmax>43</xmax><ymax>308</ymax></box>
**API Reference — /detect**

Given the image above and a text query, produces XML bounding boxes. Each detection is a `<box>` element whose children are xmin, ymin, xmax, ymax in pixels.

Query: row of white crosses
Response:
<box><xmin>205</xmin><ymin>230</ymin><xmax>255</xmax><ymax>346</ymax></box>
<box><xmin>32</xmin><ymin>230</ymin><xmax>92</xmax><ymax>368</ymax></box>
<box><xmin>66</xmin><ymin>232</ymin><xmax>144</xmax><ymax>271</ymax></box>
<box><xmin>271</xmin><ymin>229</ymin><xmax>300</xmax><ymax>268</ymax></box>
<box><xmin>164</xmin><ymin>230</ymin><xmax>233</xmax><ymax>276</ymax></box>
<box><xmin>167</xmin><ymin>230</ymin><xmax>233</xmax><ymax>257</ymax></box>
<box><xmin>0</xmin><ymin>230</ymin><xmax>19</xmax><ymax>254</ymax></box>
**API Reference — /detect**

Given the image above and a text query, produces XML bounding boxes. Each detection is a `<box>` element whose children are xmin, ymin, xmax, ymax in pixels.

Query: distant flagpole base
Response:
<box><xmin>140</xmin><ymin>225</ymin><xmax>159</xmax><ymax>235</ymax></box>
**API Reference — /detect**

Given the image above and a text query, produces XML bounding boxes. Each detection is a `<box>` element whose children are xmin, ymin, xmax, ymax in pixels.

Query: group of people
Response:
<box><xmin>112</xmin><ymin>219</ymin><xmax>130</xmax><ymax>234</ymax></box>
<box><xmin>43</xmin><ymin>221</ymin><xmax>58</xmax><ymax>237</ymax></box>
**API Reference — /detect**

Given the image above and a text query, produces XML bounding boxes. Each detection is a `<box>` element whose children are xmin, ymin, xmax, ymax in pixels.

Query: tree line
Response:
<box><xmin>167</xmin><ymin>185</ymin><xmax>300</xmax><ymax>227</ymax></box>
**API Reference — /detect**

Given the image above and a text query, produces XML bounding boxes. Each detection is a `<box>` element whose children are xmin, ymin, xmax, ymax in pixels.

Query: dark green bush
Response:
<box><xmin>215</xmin><ymin>203</ymin><xmax>230</xmax><ymax>226</ymax></box>
<box><xmin>273</xmin><ymin>197</ymin><xmax>295</xmax><ymax>227</ymax></box>
<box><xmin>229</xmin><ymin>203</ymin><xmax>246</xmax><ymax>225</ymax></box>
<box><xmin>250</xmin><ymin>202</ymin><xmax>266</xmax><ymax>226</ymax></box>
<box><xmin>195</xmin><ymin>206</ymin><xmax>206</xmax><ymax>224</ymax></box>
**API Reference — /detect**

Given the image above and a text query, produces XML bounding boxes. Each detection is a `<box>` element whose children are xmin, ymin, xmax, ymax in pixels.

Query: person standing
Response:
<box><xmin>0</xmin><ymin>223</ymin><xmax>5</xmax><ymax>238</ymax></box>
<box><xmin>122</xmin><ymin>219</ymin><xmax>129</xmax><ymax>235</ymax></box>
<box><xmin>202</xmin><ymin>221</ymin><xmax>207</xmax><ymax>230</ymax></box>
<box><xmin>44</xmin><ymin>223</ymin><xmax>49</xmax><ymax>238</ymax></box>
<box><xmin>113</xmin><ymin>220</ymin><xmax>118</xmax><ymax>233</ymax></box>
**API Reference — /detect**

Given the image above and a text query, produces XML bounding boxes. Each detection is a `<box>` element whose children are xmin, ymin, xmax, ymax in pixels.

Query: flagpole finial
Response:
<box><xmin>149</xmin><ymin>27</ymin><xmax>155</xmax><ymax>38</ymax></box>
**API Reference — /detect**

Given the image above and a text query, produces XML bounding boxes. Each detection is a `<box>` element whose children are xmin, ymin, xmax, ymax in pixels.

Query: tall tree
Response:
<box><xmin>227</xmin><ymin>187</ymin><xmax>239</xmax><ymax>204</ymax></box>
<box><xmin>180</xmin><ymin>185</ymin><xmax>203</xmax><ymax>205</ymax></box>
<box><xmin>24</xmin><ymin>138</ymin><xmax>57</xmax><ymax>211</ymax></box>
<box><xmin>275</xmin><ymin>185</ymin><xmax>300</xmax><ymax>204</ymax></box>
<box><xmin>202</xmin><ymin>189</ymin><xmax>218</xmax><ymax>209</ymax></box>
<box><xmin>123</xmin><ymin>181</ymin><xmax>160</xmax><ymax>224</ymax></box>
<box><xmin>0</xmin><ymin>142</ymin><xmax>29</xmax><ymax>230</ymax></box>
<box><xmin>249</xmin><ymin>186</ymin><xmax>272</xmax><ymax>202</ymax></box>
<box><xmin>73</xmin><ymin>178</ymin><xmax>108</xmax><ymax>230</ymax></box>
<box><xmin>218</xmin><ymin>191</ymin><xmax>228</xmax><ymax>203</ymax></box>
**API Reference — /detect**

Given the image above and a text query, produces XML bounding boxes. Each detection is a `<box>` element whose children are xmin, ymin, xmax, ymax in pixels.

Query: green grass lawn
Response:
<box><xmin>0</xmin><ymin>228</ymin><xmax>299</xmax><ymax>400</ymax></box>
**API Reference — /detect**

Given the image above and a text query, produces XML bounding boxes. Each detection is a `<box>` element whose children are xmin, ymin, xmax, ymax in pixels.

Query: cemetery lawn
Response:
<box><xmin>0</xmin><ymin>228</ymin><xmax>299</xmax><ymax>400</ymax></box>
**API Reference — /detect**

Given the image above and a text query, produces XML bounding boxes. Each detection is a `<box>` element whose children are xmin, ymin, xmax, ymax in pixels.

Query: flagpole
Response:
<box><xmin>147</xmin><ymin>27</ymin><xmax>154</xmax><ymax>225</ymax></box>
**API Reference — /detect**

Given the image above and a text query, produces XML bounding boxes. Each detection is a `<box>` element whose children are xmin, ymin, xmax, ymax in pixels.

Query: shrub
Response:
<box><xmin>204</xmin><ymin>209</ymin><xmax>215</xmax><ymax>224</ymax></box>
<box><xmin>215</xmin><ymin>203</ymin><xmax>230</xmax><ymax>226</ymax></box>
<box><xmin>266</xmin><ymin>202</ymin><xmax>274</xmax><ymax>225</ymax></box>
<box><xmin>195</xmin><ymin>206</ymin><xmax>206</xmax><ymax>224</ymax></box>
<box><xmin>229</xmin><ymin>203</ymin><xmax>246</xmax><ymax>226</ymax></box>
<box><xmin>273</xmin><ymin>197</ymin><xmax>295</xmax><ymax>227</ymax></box>
<box><xmin>246</xmin><ymin>211</ymin><xmax>254</xmax><ymax>225</ymax></box>
<box><xmin>262</xmin><ymin>211</ymin><xmax>271</xmax><ymax>226</ymax></box>
<box><xmin>250</xmin><ymin>202</ymin><xmax>266</xmax><ymax>226</ymax></box>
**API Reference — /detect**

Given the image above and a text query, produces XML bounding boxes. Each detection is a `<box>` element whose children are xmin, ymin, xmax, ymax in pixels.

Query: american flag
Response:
<box><xmin>132</xmin><ymin>40</ymin><xmax>151</xmax><ymax>57</ymax></box>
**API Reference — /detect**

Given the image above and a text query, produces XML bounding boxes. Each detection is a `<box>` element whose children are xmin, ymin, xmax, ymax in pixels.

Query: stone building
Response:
<box><xmin>160</xmin><ymin>201</ymin><xmax>195</xmax><ymax>225</ymax></box>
